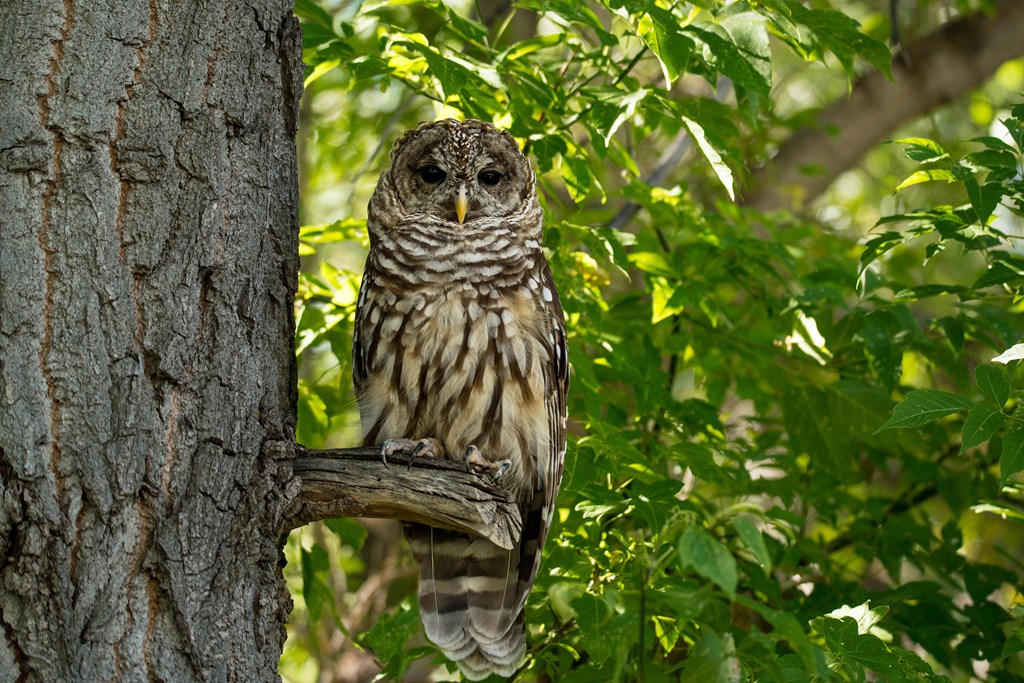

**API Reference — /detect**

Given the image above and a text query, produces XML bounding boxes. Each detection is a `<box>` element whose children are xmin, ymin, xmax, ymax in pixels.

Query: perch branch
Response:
<box><xmin>281</xmin><ymin>446</ymin><xmax>522</xmax><ymax>549</ymax></box>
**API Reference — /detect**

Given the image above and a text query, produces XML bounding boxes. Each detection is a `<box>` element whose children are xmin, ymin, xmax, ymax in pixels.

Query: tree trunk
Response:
<box><xmin>0</xmin><ymin>1</ymin><xmax>302</xmax><ymax>680</ymax></box>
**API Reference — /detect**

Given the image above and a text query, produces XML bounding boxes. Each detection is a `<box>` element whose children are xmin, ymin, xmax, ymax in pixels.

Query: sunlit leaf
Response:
<box><xmin>687</xmin><ymin>22</ymin><xmax>770</xmax><ymax>95</ymax></box>
<box><xmin>992</xmin><ymin>344</ymin><xmax>1024</xmax><ymax>364</ymax></box>
<box><xmin>895</xmin><ymin>169</ymin><xmax>954</xmax><ymax>191</ymax></box>
<box><xmin>637</xmin><ymin>6</ymin><xmax>695</xmax><ymax>84</ymax></box>
<box><xmin>894</xmin><ymin>137</ymin><xmax>948</xmax><ymax>163</ymax></box>
<box><xmin>682</xmin><ymin>115</ymin><xmax>735</xmax><ymax>200</ymax></box>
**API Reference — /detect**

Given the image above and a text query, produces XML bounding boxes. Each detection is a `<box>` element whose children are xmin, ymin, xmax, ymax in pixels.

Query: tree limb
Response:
<box><xmin>745</xmin><ymin>0</ymin><xmax>1024</xmax><ymax>212</ymax></box>
<box><xmin>281</xmin><ymin>446</ymin><xmax>522</xmax><ymax>549</ymax></box>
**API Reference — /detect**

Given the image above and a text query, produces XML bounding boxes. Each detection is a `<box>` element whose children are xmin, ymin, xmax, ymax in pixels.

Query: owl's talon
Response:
<box><xmin>463</xmin><ymin>445</ymin><xmax>485</xmax><ymax>473</ymax></box>
<box><xmin>380</xmin><ymin>438</ymin><xmax>443</xmax><ymax>469</ymax></box>
<box><xmin>409</xmin><ymin>438</ymin><xmax>441</xmax><ymax>469</ymax></box>
<box><xmin>492</xmin><ymin>459</ymin><xmax>512</xmax><ymax>480</ymax></box>
<box><xmin>463</xmin><ymin>446</ymin><xmax>509</xmax><ymax>479</ymax></box>
<box><xmin>381</xmin><ymin>438</ymin><xmax>416</xmax><ymax>469</ymax></box>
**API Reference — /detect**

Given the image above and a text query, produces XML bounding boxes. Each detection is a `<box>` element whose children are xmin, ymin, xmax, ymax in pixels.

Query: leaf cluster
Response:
<box><xmin>284</xmin><ymin>2</ymin><xmax>1024</xmax><ymax>682</ymax></box>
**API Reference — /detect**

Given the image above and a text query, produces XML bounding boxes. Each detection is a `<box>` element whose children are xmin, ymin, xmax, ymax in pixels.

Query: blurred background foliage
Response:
<box><xmin>281</xmin><ymin>0</ymin><xmax>1024</xmax><ymax>680</ymax></box>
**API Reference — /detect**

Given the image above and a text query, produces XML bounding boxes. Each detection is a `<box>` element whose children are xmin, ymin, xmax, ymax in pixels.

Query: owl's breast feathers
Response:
<box><xmin>354</xmin><ymin>221</ymin><xmax>559</xmax><ymax>501</ymax></box>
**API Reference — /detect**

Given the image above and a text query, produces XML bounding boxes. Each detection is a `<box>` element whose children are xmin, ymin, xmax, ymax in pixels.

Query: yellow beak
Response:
<box><xmin>455</xmin><ymin>187</ymin><xmax>468</xmax><ymax>224</ymax></box>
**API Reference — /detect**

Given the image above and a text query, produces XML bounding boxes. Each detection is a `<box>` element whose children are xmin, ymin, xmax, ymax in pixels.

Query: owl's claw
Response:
<box><xmin>380</xmin><ymin>438</ymin><xmax>443</xmax><ymax>469</ymax></box>
<box><xmin>409</xmin><ymin>438</ymin><xmax>442</xmax><ymax>469</ymax></box>
<box><xmin>464</xmin><ymin>445</ymin><xmax>485</xmax><ymax>472</ymax></box>
<box><xmin>492</xmin><ymin>459</ymin><xmax>512</xmax><ymax>480</ymax></box>
<box><xmin>463</xmin><ymin>446</ymin><xmax>512</xmax><ymax>481</ymax></box>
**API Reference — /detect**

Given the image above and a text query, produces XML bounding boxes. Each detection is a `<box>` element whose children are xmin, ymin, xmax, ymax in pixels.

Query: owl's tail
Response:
<box><xmin>405</xmin><ymin>524</ymin><xmax>526</xmax><ymax>680</ymax></box>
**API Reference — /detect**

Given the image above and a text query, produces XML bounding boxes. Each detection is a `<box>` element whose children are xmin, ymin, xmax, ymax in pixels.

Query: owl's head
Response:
<box><xmin>373</xmin><ymin>119</ymin><xmax>538</xmax><ymax>229</ymax></box>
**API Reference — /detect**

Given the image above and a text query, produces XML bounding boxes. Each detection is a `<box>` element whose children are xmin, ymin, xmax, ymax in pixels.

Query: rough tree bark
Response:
<box><xmin>0</xmin><ymin>1</ymin><xmax>302</xmax><ymax>680</ymax></box>
<box><xmin>745</xmin><ymin>0</ymin><xmax>1024</xmax><ymax>211</ymax></box>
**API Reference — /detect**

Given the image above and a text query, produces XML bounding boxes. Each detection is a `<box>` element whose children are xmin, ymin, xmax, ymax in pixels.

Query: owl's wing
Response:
<box><xmin>352</xmin><ymin>268</ymin><xmax>371</xmax><ymax>391</ymax></box>
<box><xmin>514</xmin><ymin>261</ymin><xmax>569</xmax><ymax>613</ymax></box>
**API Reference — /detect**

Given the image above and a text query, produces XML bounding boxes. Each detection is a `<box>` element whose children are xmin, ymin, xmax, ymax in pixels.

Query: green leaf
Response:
<box><xmin>973</xmin><ymin>135</ymin><xmax>1017</xmax><ymax>153</ymax></box>
<box><xmin>686</xmin><ymin>22</ymin><xmax>770</xmax><ymax>95</ymax></box>
<box><xmin>788</xmin><ymin>4</ymin><xmax>892</xmax><ymax>77</ymax></box>
<box><xmin>965</xmin><ymin>149</ymin><xmax>1018</xmax><ymax>179</ymax></box>
<box><xmin>638</xmin><ymin>6</ymin><xmax>695</xmax><ymax>84</ymax></box>
<box><xmin>820</xmin><ymin>617</ymin><xmax>903</xmax><ymax>672</ymax></box>
<box><xmin>651</xmin><ymin>276</ymin><xmax>686</xmax><ymax>324</ymax></box>
<box><xmin>965</xmin><ymin>177</ymin><xmax>1002</xmax><ymax>224</ymax></box>
<box><xmin>682</xmin><ymin>116</ymin><xmax>735</xmax><ymax>200</ymax></box>
<box><xmin>294</xmin><ymin>0</ymin><xmax>334</xmax><ymax>29</ymax></box>
<box><xmin>894</xmin><ymin>137</ymin><xmax>948</xmax><ymax>163</ymax></box>
<box><xmin>1001</xmin><ymin>426</ymin><xmax>1024</xmax><ymax>487</ymax></box>
<box><xmin>975</xmin><ymin>364</ymin><xmax>1010</xmax><ymax>407</ymax></box>
<box><xmin>719</xmin><ymin>12</ymin><xmax>772</xmax><ymax>90</ymax></box>
<box><xmin>561</xmin><ymin>154</ymin><xmax>593</xmax><ymax>203</ymax></box>
<box><xmin>296</xmin><ymin>383</ymin><xmax>329</xmax><ymax>446</ymax></box>
<box><xmin>361</xmin><ymin>603</ymin><xmax>421</xmax><ymax>663</ymax></box>
<box><xmin>895</xmin><ymin>168</ymin><xmax>954</xmax><ymax>191</ymax></box>
<box><xmin>630</xmin><ymin>251</ymin><xmax>676</xmax><ymax>277</ymax></box>
<box><xmin>681</xmin><ymin>631</ymin><xmax>740</xmax><ymax>683</ymax></box>
<box><xmin>442</xmin><ymin>6</ymin><xmax>489</xmax><ymax>45</ymax></box>
<box><xmin>300</xmin><ymin>544</ymin><xmax>333</xmax><ymax>622</ymax></box>
<box><xmin>668</xmin><ymin>442</ymin><xmax>724</xmax><ymax>483</ymax></box>
<box><xmin>877</xmin><ymin>390</ymin><xmax>972</xmax><ymax>431</ymax></box>
<box><xmin>323</xmin><ymin>517</ymin><xmax>368</xmax><ymax>551</ymax></box>
<box><xmin>679</xmin><ymin>528</ymin><xmax>737</xmax><ymax>598</ymax></box>
<box><xmin>400</xmin><ymin>42</ymin><xmax>472</xmax><ymax>97</ymax></box>
<box><xmin>972</xmin><ymin>261</ymin><xmax>1024</xmax><ymax>289</ymax></box>
<box><xmin>631</xmin><ymin>479</ymin><xmax>684</xmax><ymax>531</ymax></box>
<box><xmin>859</xmin><ymin>231</ymin><xmax>920</xmax><ymax>273</ymax></box>
<box><xmin>731</xmin><ymin>517</ymin><xmax>773</xmax><ymax>574</ymax></box>
<box><xmin>960</xmin><ymin>404</ymin><xmax>1004</xmax><ymax>454</ymax></box>
<box><xmin>825</xmin><ymin>602</ymin><xmax>889</xmax><ymax>638</ymax></box>
<box><xmin>1001</xmin><ymin>628</ymin><xmax>1024</xmax><ymax>661</ymax></box>
<box><xmin>585</xmin><ymin>87</ymin><xmax>648</xmax><ymax>146</ymax></box>
<box><xmin>571</xmin><ymin>593</ymin><xmax>634</xmax><ymax>665</ymax></box>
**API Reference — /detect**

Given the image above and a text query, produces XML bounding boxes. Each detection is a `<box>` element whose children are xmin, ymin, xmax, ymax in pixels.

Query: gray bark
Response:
<box><xmin>0</xmin><ymin>1</ymin><xmax>302</xmax><ymax>681</ymax></box>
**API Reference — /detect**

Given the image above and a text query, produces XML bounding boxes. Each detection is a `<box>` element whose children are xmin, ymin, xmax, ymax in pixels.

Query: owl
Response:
<box><xmin>352</xmin><ymin>119</ymin><xmax>569</xmax><ymax>679</ymax></box>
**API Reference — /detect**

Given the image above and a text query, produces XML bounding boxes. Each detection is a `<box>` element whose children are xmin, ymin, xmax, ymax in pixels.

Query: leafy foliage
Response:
<box><xmin>284</xmin><ymin>1</ymin><xmax>1024</xmax><ymax>681</ymax></box>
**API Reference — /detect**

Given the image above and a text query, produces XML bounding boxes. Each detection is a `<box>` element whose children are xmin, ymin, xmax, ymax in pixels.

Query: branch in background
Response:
<box><xmin>609</xmin><ymin>128</ymin><xmax>692</xmax><ymax>230</ymax></box>
<box><xmin>282</xmin><ymin>446</ymin><xmax>522</xmax><ymax>549</ymax></box>
<box><xmin>609</xmin><ymin>80</ymin><xmax>733</xmax><ymax>231</ymax></box>
<box><xmin>745</xmin><ymin>0</ymin><xmax>1024</xmax><ymax>212</ymax></box>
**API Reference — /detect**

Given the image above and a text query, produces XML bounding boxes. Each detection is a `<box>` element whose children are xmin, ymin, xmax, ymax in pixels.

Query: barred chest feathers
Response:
<box><xmin>355</xmin><ymin>226</ymin><xmax>555</xmax><ymax>502</ymax></box>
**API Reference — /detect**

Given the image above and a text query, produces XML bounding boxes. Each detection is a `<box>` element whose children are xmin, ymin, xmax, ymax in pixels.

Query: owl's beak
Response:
<box><xmin>455</xmin><ymin>186</ymin><xmax>468</xmax><ymax>224</ymax></box>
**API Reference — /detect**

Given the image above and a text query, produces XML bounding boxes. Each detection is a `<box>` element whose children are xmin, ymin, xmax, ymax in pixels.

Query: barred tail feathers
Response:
<box><xmin>405</xmin><ymin>524</ymin><xmax>526</xmax><ymax>679</ymax></box>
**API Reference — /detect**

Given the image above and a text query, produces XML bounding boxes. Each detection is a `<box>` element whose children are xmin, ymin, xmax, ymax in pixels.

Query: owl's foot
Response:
<box><xmin>380</xmin><ymin>438</ymin><xmax>445</xmax><ymax>469</ymax></box>
<box><xmin>463</xmin><ymin>445</ymin><xmax>512</xmax><ymax>480</ymax></box>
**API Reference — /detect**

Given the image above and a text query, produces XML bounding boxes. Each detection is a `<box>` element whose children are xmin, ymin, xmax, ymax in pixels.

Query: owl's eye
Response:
<box><xmin>417</xmin><ymin>165</ymin><xmax>446</xmax><ymax>184</ymax></box>
<box><xmin>477</xmin><ymin>170</ymin><xmax>502</xmax><ymax>186</ymax></box>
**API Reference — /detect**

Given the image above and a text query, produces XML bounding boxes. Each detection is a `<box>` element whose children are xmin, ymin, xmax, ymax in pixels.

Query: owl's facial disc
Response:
<box><xmin>387</xmin><ymin>120</ymin><xmax>531</xmax><ymax>226</ymax></box>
